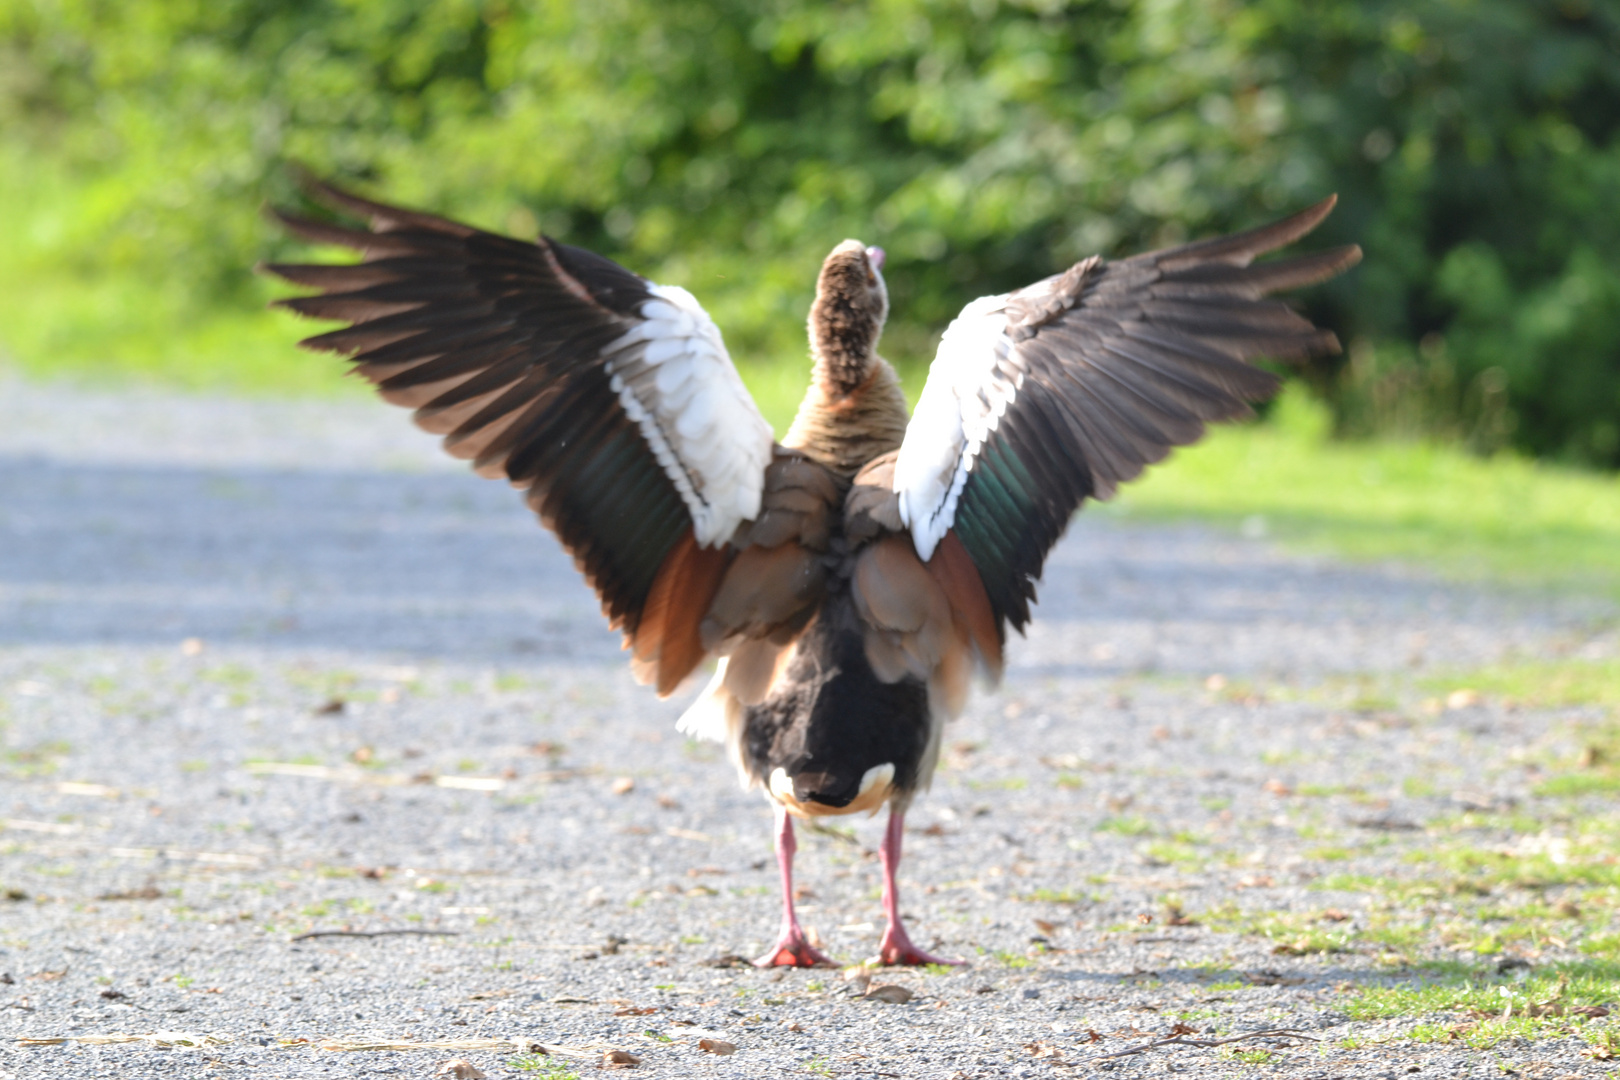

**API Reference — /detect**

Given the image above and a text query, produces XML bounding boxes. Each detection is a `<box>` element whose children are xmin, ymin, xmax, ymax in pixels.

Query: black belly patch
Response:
<box><xmin>742</xmin><ymin>588</ymin><xmax>931</xmax><ymax>807</ymax></box>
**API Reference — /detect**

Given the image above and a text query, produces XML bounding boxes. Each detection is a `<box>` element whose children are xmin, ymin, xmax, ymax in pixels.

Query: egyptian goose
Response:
<box><xmin>265</xmin><ymin>181</ymin><xmax>1359</xmax><ymax>967</ymax></box>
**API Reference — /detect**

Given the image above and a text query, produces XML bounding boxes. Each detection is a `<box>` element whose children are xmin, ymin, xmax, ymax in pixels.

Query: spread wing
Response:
<box><xmin>263</xmin><ymin>180</ymin><xmax>776</xmax><ymax>692</ymax></box>
<box><xmin>893</xmin><ymin>196</ymin><xmax>1361</xmax><ymax>640</ymax></box>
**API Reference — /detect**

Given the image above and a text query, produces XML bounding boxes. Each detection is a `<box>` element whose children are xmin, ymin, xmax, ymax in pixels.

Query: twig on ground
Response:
<box><xmin>290</xmin><ymin>929</ymin><xmax>461</xmax><ymax>942</ymax></box>
<box><xmin>1084</xmin><ymin>1027</ymin><xmax>1322</xmax><ymax>1062</ymax></box>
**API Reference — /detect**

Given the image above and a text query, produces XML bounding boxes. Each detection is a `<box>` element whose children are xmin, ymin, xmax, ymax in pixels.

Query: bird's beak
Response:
<box><xmin>865</xmin><ymin>246</ymin><xmax>885</xmax><ymax>271</ymax></box>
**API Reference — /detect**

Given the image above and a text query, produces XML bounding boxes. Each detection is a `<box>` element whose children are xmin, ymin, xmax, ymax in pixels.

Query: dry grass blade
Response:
<box><xmin>315</xmin><ymin>1036</ymin><xmax>604</xmax><ymax>1058</ymax></box>
<box><xmin>17</xmin><ymin>1031</ymin><xmax>231</xmax><ymax>1048</ymax></box>
<box><xmin>1084</xmin><ymin>1027</ymin><xmax>1322</xmax><ymax>1062</ymax></box>
<box><xmin>290</xmin><ymin>929</ymin><xmax>460</xmax><ymax>942</ymax></box>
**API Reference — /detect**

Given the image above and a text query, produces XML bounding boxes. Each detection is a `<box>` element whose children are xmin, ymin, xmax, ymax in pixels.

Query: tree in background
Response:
<box><xmin>2</xmin><ymin>0</ymin><xmax>1617</xmax><ymax>464</ymax></box>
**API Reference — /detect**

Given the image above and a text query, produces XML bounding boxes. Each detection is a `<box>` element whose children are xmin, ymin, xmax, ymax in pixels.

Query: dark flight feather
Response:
<box><xmin>262</xmin><ymin>180</ymin><xmax>735</xmax><ymax>684</ymax></box>
<box><xmin>926</xmin><ymin>196</ymin><xmax>1360</xmax><ymax>633</ymax></box>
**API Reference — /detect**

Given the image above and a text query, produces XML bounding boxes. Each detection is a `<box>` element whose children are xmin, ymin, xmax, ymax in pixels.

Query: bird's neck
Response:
<box><xmin>808</xmin><ymin>295</ymin><xmax>881</xmax><ymax>398</ymax></box>
<box><xmin>784</xmin><ymin>358</ymin><xmax>911</xmax><ymax>477</ymax></box>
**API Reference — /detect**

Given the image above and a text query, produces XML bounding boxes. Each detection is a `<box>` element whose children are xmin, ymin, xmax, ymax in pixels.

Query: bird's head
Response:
<box><xmin>809</xmin><ymin>240</ymin><xmax>889</xmax><ymax>397</ymax></box>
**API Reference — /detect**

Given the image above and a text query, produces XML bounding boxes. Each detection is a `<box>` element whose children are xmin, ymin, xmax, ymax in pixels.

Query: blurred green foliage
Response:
<box><xmin>0</xmin><ymin>0</ymin><xmax>1617</xmax><ymax>463</ymax></box>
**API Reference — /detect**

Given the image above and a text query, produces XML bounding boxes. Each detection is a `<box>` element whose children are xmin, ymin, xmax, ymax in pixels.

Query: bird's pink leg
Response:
<box><xmin>877</xmin><ymin>809</ymin><xmax>963</xmax><ymax>967</ymax></box>
<box><xmin>754</xmin><ymin>805</ymin><xmax>834</xmax><ymax>968</ymax></box>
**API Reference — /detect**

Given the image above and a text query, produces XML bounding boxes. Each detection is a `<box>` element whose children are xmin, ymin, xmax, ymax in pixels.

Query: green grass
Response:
<box><xmin>1422</xmin><ymin>659</ymin><xmax>1620</xmax><ymax>712</ymax></box>
<box><xmin>0</xmin><ymin>152</ymin><xmax>351</xmax><ymax>398</ymax></box>
<box><xmin>507</xmin><ymin>1055</ymin><xmax>581</xmax><ymax>1079</ymax></box>
<box><xmin>1342</xmin><ymin>961</ymin><xmax>1620</xmax><ymax>1050</ymax></box>
<box><xmin>1094</xmin><ymin>814</ymin><xmax>1155</xmax><ymax>837</ymax></box>
<box><xmin>1115</xmin><ymin>387</ymin><xmax>1620</xmax><ymax>597</ymax></box>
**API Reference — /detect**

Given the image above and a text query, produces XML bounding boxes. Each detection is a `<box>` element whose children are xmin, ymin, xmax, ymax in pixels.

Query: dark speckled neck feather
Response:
<box><xmin>809</xmin><ymin>240</ymin><xmax>889</xmax><ymax>397</ymax></box>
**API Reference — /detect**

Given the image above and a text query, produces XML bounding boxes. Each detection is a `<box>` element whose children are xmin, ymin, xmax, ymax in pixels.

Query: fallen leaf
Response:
<box><xmin>180</xmin><ymin>637</ymin><xmax>204</xmax><ymax>656</ymax></box>
<box><xmin>1572</xmin><ymin>1006</ymin><xmax>1610</xmax><ymax>1018</ymax></box>
<box><xmin>1236</xmin><ymin>874</ymin><xmax>1275</xmax><ymax>889</ymax></box>
<box><xmin>1084</xmin><ymin>1030</ymin><xmax>1102</xmax><ymax>1043</ymax></box>
<box><xmin>1319</xmin><ymin>908</ymin><xmax>1351</xmax><ymax>922</ymax></box>
<box><xmin>603</xmin><ymin>1049</ymin><xmax>641</xmax><ymax>1067</ymax></box>
<box><xmin>698</xmin><ymin>1038</ymin><xmax>737</xmax><ymax>1055</ymax></box>
<box><xmin>615</xmin><ymin>1007</ymin><xmax>658</xmax><ymax>1016</ymax></box>
<box><xmin>99</xmin><ymin>989</ymin><xmax>126</xmax><ymax>1000</ymax></box>
<box><xmin>314</xmin><ymin>697</ymin><xmax>345</xmax><ymax>715</ymax></box>
<box><xmin>29</xmin><ymin>970</ymin><xmax>67</xmax><ymax>982</ymax></box>
<box><xmin>1033</xmin><ymin>919</ymin><xmax>1057</xmax><ymax>935</ymax></box>
<box><xmin>611</xmin><ymin>777</ymin><xmax>635</xmax><ymax>795</ymax></box>
<box><xmin>657</xmin><ymin>795</ymin><xmax>680</xmax><ymax>809</ymax></box>
<box><xmin>1170</xmin><ymin>1022</ymin><xmax>1197</xmax><ymax>1036</ymax></box>
<box><xmin>433</xmin><ymin>1060</ymin><xmax>487</xmax><ymax>1080</ymax></box>
<box><xmin>1263</xmin><ymin>779</ymin><xmax>1293</xmax><ymax>797</ymax></box>
<box><xmin>864</xmin><ymin>984</ymin><xmax>913</xmax><ymax>1004</ymax></box>
<box><xmin>705</xmin><ymin>954</ymin><xmax>750</xmax><ymax>968</ymax></box>
<box><xmin>349</xmin><ymin>746</ymin><xmax>373</xmax><ymax>764</ymax></box>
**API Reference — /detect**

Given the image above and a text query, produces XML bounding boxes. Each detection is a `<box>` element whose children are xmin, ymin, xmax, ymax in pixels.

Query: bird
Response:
<box><xmin>263</xmin><ymin>179</ymin><xmax>1359</xmax><ymax>968</ymax></box>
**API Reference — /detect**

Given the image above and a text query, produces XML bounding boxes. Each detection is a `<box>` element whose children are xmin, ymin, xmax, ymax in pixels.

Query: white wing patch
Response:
<box><xmin>893</xmin><ymin>295</ymin><xmax>1022</xmax><ymax>561</ymax></box>
<box><xmin>603</xmin><ymin>283</ymin><xmax>775</xmax><ymax>547</ymax></box>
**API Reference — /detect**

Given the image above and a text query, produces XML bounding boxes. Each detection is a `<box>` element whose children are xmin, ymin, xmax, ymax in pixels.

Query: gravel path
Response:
<box><xmin>0</xmin><ymin>379</ymin><xmax>1615</xmax><ymax>1079</ymax></box>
